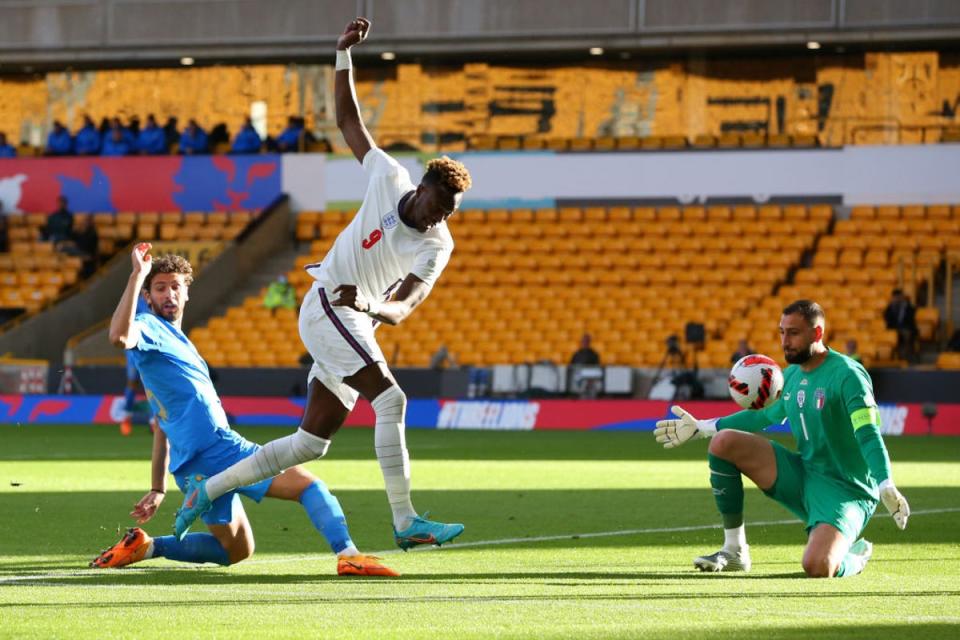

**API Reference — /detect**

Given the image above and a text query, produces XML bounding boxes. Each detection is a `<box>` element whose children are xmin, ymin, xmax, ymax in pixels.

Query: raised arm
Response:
<box><xmin>109</xmin><ymin>243</ymin><xmax>152</xmax><ymax>349</ymax></box>
<box><xmin>335</xmin><ymin>17</ymin><xmax>375</xmax><ymax>163</ymax></box>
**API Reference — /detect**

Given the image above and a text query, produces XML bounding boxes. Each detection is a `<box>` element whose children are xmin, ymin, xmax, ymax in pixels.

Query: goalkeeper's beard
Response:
<box><xmin>784</xmin><ymin>343</ymin><xmax>814</xmax><ymax>365</ymax></box>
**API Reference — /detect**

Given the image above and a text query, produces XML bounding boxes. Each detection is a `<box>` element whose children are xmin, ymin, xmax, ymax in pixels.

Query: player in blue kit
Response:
<box><xmin>90</xmin><ymin>243</ymin><xmax>397</xmax><ymax>577</ymax></box>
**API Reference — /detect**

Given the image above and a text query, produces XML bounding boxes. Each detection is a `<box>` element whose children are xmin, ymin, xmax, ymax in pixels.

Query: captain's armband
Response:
<box><xmin>851</xmin><ymin>407</ymin><xmax>881</xmax><ymax>431</ymax></box>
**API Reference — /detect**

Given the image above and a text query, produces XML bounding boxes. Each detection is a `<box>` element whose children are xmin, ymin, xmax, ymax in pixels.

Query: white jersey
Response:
<box><xmin>306</xmin><ymin>148</ymin><xmax>454</xmax><ymax>302</ymax></box>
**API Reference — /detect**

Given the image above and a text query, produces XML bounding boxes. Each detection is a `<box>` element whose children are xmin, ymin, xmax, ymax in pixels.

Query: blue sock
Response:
<box><xmin>152</xmin><ymin>533</ymin><xmax>230</xmax><ymax>566</ymax></box>
<box><xmin>299</xmin><ymin>480</ymin><xmax>354</xmax><ymax>554</ymax></box>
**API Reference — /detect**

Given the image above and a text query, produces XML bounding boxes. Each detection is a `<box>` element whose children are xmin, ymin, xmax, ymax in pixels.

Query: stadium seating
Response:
<box><xmin>189</xmin><ymin>201</ymin><xmax>960</xmax><ymax>370</ymax></box>
<box><xmin>787</xmin><ymin>204</ymin><xmax>960</xmax><ymax>366</ymax></box>
<box><xmin>0</xmin><ymin>215</ymin><xmax>84</xmax><ymax>314</ymax></box>
<box><xmin>2</xmin><ymin>50</ymin><xmax>959</xmax><ymax>155</ymax></box>
<box><xmin>0</xmin><ymin>210</ymin><xmax>257</xmax><ymax>319</ymax></box>
<box><xmin>193</xmin><ymin>204</ymin><xmax>832</xmax><ymax>368</ymax></box>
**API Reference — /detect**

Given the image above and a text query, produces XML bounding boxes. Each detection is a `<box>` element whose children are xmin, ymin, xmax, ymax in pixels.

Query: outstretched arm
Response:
<box><xmin>109</xmin><ymin>243</ymin><xmax>152</xmax><ymax>349</ymax></box>
<box><xmin>130</xmin><ymin>426</ymin><xmax>169</xmax><ymax>524</ymax></box>
<box><xmin>335</xmin><ymin>17</ymin><xmax>375</xmax><ymax>163</ymax></box>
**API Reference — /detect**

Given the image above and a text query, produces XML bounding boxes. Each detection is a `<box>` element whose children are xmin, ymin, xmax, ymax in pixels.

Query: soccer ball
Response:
<box><xmin>728</xmin><ymin>354</ymin><xmax>784</xmax><ymax>410</ymax></box>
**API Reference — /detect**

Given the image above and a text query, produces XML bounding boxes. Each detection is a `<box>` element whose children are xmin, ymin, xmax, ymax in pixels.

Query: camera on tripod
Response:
<box><xmin>665</xmin><ymin>334</ymin><xmax>683</xmax><ymax>356</ymax></box>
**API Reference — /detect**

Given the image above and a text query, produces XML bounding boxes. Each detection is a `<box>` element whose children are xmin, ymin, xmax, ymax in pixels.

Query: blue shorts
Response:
<box><xmin>173</xmin><ymin>434</ymin><xmax>273</xmax><ymax>527</ymax></box>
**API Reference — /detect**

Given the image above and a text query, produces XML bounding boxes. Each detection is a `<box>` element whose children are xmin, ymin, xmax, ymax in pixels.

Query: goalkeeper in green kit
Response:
<box><xmin>654</xmin><ymin>300</ymin><xmax>910</xmax><ymax>577</ymax></box>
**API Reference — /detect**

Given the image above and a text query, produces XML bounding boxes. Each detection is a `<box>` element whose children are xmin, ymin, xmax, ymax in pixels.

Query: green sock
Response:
<box><xmin>835</xmin><ymin>548</ymin><xmax>870</xmax><ymax>577</ymax></box>
<box><xmin>709</xmin><ymin>454</ymin><xmax>744</xmax><ymax>529</ymax></box>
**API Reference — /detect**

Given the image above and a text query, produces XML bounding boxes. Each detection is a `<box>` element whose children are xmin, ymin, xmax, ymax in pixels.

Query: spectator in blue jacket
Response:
<box><xmin>137</xmin><ymin>114</ymin><xmax>167</xmax><ymax>155</ymax></box>
<box><xmin>102</xmin><ymin>127</ymin><xmax>133</xmax><ymax>156</ymax></box>
<box><xmin>230</xmin><ymin>117</ymin><xmax>262</xmax><ymax>154</ymax></box>
<box><xmin>75</xmin><ymin>115</ymin><xmax>102</xmax><ymax>155</ymax></box>
<box><xmin>0</xmin><ymin>132</ymin><xmax>16</xmax><ymax>158</ymax></box>
<box><xmin>46</xmin><ymin>121</ymin><xmax>74</xmax><ymax>156</ymax></box>
<box><xmin>179</xmin><ymin>119</ymin><xmax>209</xmax><ymax>155</ymax></box>
<box><xmin>275</xmin><ymin>116</ymin><xmax>304</xmax><ymax>152</ymax></box>
<box><xmin>111</xmin><ymin>117</ymin><xmax>137</xmax><ymax>149</ymax></box>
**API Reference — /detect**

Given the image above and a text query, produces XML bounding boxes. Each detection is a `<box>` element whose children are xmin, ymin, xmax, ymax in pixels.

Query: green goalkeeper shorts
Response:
<box><xmin>763</xmin><ymin>440</ymin><xmax>878</xmax><ymax>541</ymax></box>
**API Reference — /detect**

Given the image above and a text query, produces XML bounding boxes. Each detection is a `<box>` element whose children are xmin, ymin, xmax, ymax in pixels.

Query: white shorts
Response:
<box><xmin>299</xmin><ymin>281</ymin><xmax>385</xmax><ymax>410</ymax></box>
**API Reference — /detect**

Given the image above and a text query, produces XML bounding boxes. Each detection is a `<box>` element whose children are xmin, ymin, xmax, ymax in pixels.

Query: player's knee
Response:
<box><xmin>372</xmin><ymin>385</ymin><xmax>407</xmax><ymax>415</ymax></box>
<box><xmin>801</xmin><ymin>554</ymin><xmax>834</xmax><ymax>578</ymax></box>
<box><xmin>227</xmin><ymin>538</ymin><xmax>255</xmax><ymax>565</ymax></box>
<box><xmin>708</xmin><ymin>430</ymin><xmax>738</xmax><ymax>459</ymax></box>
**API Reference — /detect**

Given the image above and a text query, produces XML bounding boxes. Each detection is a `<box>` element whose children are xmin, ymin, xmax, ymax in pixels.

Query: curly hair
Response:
<box><xmin>143</xmin><ymin>253</ymin><xmax>194</xmax><ymax>290</ymax></box>
<box><xmin>423</xmin><ymin>155</ymin><xmax>472</xmax><ymax>193</ymax></box>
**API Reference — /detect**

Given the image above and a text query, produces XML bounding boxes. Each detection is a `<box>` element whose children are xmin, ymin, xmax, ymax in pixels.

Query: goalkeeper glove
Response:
<box><xmin>653</xmin><ymin>405</ymin><xmax>718</xmax><ymax>449</ymax></box>
<box><xmin>879</xmin><ymin>479</ymin><xmax>910</xmax><ymax>530</ymax></box>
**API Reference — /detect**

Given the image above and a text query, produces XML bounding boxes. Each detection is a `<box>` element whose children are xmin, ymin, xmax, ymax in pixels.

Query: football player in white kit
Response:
<box><xmin>174</xmin><ymin>17</ymin><xmax>471</xmax><ymax>551</ymax></box>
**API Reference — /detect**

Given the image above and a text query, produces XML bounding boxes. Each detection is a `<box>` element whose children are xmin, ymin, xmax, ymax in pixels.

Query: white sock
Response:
<box><xmin>723</xmin><ymin>525</ymin><xmax>747</xmax><ymax>552</ymax></box>
<box><xmin>372</xmin><ymin>386</ymin><xmax>417</xmax><ymax>531</ymax></box>
<box><xmin>205</xmin><ymin>428</ymin><xmax>331</xmax><ymax>500</ymax></box>
<box><xmin>338</xmin><ymin>544</ymin><xmax>360</xmax><ymax>558</ymax></box>
<box><xmin>144</xmin><ymin>540</ymin><xmax>155</xmax><ymax>559</ymax></box>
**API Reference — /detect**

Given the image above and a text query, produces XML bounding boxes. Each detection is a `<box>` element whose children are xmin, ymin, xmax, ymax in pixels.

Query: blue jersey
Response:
<box><xmin>127</xmin><ymin>312</ymin><xmax>241</xmax><ymax>473</ymax></box>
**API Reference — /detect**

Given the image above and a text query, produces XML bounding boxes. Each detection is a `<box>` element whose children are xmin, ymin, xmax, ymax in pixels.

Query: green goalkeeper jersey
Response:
<box><xmin>720</xmin><ymin>348</ymin><xmax>891</xmax><ymax>503</ymax></box>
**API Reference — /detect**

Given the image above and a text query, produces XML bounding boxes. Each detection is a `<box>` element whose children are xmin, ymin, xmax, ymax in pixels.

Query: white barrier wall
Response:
<box><xmin>281</xmin><ymin>144</ymin><xmax>960</xmax><ymax>211</ymax></box>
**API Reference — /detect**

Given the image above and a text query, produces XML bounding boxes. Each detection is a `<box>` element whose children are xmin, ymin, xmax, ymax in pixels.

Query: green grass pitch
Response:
<box><xmin>1</xmin><ymin>425</ymin><xmax>958</xmax><ymax>639</ymax></box>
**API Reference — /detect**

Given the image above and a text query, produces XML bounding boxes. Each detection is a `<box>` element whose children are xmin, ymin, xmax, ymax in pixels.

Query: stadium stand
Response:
<box><xmin>0</xmin><ymin>210</ymin><xmax>258</xmax><ymax>322</ymax></box>
<box><xmin>2</xmin><ymin>50</ymin><xmax>959</xmax><ymax>155</ymax></box>
<box><xmin>192</xmin><ymin>204</ymin><xmax>823</xmax><ymax>368</ymax></box>
<box><xmin>186</xmin><ymin>201</ymin><xmax>960</xmax><ymax>370</ymax></box>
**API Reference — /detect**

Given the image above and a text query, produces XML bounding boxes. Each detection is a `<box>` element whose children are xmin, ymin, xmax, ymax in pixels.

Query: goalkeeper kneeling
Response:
<box><xmin>654</xmin><ymin>300</ymin><xmax>909</xmax><ymax>577</ymax></box>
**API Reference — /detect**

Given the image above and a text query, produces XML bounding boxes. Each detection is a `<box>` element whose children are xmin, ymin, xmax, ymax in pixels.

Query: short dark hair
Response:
<box><xmin>143</xmin><ymin>254</ymin><xmax>194</xmax><ymax>291</ymax></box>
<box><xmin>782</xmin><ymin>299</ymin><xmax>825</xmax><ymax>327</ymax></box>
<box><xmin>892</xmin><ymin>288</ymin><xmax>903</xmax><ymax>296</ymax></box>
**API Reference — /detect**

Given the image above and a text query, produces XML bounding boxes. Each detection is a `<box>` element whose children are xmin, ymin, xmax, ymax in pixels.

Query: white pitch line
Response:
<box><xmin>2</xmin><ymin>506</ymin><xmax>957</xmax><ymax>583</ymax></box>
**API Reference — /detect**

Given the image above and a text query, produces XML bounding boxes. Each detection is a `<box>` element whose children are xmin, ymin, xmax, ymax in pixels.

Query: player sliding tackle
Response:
<box><xmin>92</xmin><ymin>244</ymin><xmax>397</xmax><ymax>576</ymax></box>
<box><xmin>655</xmin><ymin>300</ymin><xmax>910</xmax><ymax>577</ymax></box>
<box><xmin>174</xmin><ymin>17</ymin><xmax>471</xmax><ymax>551</ymax></box>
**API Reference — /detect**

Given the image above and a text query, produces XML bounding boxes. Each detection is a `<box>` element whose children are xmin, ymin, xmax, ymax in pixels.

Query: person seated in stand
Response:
<box><xmin>275</xmin><ymin>116</ymin><xmax>304</xmax><ymax>152</ymax></box>
<box><xmin>570</xmin><ymin>333</ymin><xmax>600</xmax><ymax>366</ymax></box>
<box><xmin>569</xmin><ymin>333</ymin><xmax>602</xmax><ymax>398</ymax></box>
<box><xmin>230</xmin><ymin>117</ymin><xmax>263</xmax><ymax>154</ymax></box>
<box><xmin>429</xmin><ymin>344</ymin><xmax>457</xmax><ymax>370</ymax></box>
<box><xmin>730</xmin><ymin>338</ymin><xmax>753</xmax><ymax>364</ymax></box>
<box><xmin>179</xmin><ymin>119</ymin><xmax>209</xmax><ymax>155</ymax></box>
<box><xmin>43</xmin><ymin>196</ymin><xmax>74</xmax><ymax>249</ymax></box>
<box><xmin>884</xmin><ymin>288</ymin><xmax>917</xmax><ymax>362</ymax></box>
<box><xmin>102</xmin><ymin>127</ymin><xmax>133</xmax><ymax>156</ymax></box>
<box><xmin>74</xmin><ymin>116</ymin><xmax>101</xmax><ymax>156</ymax></box>
<box><xmin>46</xmin><ymin>121</ymin><xmax>74</xmax><ymax>156</ymax></box>
<box><xmin>0</xmin><ymin>132</ymin><xmax>16</xmax><ymax>158</ymax></box>
<box><xmin>263</xmin><ymin>275</ymin><xmax>297</xmax><ymax>315</ymax></box>
<box><xmin>137</xmin><ymin>114</ymin><xmax>168</xmax><ymax>155</ymax></box>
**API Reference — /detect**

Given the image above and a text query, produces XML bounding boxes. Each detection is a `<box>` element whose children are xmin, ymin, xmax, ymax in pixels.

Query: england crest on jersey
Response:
<box><xmin>815</xmin><ymin>388</ymin><xmax>826</xmax><ymax>410</ymax></box>
<box><xmin>382</xmin><ymin>211</ymin><xmax>399</xmax><ymax>230</ymax></box>
<box><xmin>797</xmin><ymin>390</ymin><xmax>806</xmax><ymax>408</ymax></box>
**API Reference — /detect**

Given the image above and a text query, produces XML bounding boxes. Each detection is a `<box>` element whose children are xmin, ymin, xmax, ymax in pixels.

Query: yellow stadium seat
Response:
<box><xmin>915</xmin><ymin>307</ymin><xmax>940</xmax><ymax>341</ymax></box>
<box><xmin>901</xmin><ymin>205</ymin><xmax>925</xmax><ymax>219</ymax></box>
<box><xmin>936</xmin><ymin>352</ymin><xmax>960</xmax><ymax>369</ymax></box>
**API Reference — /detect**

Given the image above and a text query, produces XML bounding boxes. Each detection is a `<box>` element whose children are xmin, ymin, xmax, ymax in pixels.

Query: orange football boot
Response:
<box><xmin>90</xmin><ymin>528</ymin><xmax>152</xmax><ymax>568</ymax></box>
<box><xmin>337</xmin><ymin>554</ymin><xmax>400</xmax><ymax>577</ymax></box>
